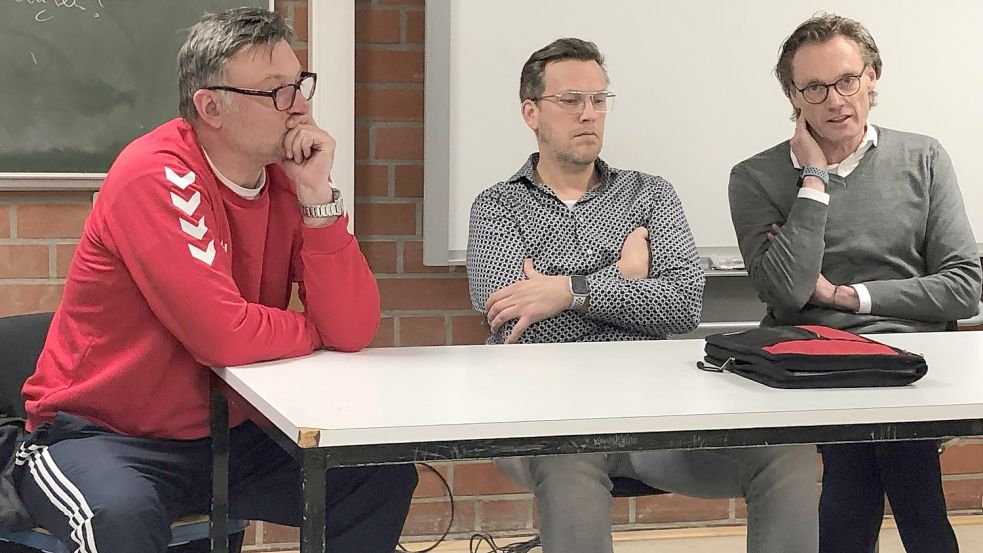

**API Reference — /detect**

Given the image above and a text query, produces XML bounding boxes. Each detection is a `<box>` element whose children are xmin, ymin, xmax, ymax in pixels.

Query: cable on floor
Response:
<box><xmin>397</xmin><ymin>463</ymin><xmax>454</xmax><ymax>553</ymax></box>
<box><xmin>469</xmin><ymin>533</ymin><xmax>541</xmax><ymax>553</ymax></box>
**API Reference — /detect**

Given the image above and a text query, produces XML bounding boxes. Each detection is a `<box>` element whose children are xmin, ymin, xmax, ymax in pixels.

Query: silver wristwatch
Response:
<box><xmin>299</xmin><ymin>188</ymin><xmax>344</xmax><ymax>218</ymax></box>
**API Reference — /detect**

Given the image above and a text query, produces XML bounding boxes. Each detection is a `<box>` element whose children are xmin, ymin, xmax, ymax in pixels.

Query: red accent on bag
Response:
<box><xmin>798</xmin><ymin>325</ymin><xmax>869</xmax><ymax>342</ymax></box>
<box><xmin>763</xmin><ymin>340</ymin><xmax>898</xmax><ymax>356</ymax></box>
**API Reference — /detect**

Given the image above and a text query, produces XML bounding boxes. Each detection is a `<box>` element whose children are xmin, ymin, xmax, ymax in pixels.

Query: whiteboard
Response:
<box><xmin>424</xmin><ymin>0</ymin><xmax>983</xmax><ymax>265</ymax></box>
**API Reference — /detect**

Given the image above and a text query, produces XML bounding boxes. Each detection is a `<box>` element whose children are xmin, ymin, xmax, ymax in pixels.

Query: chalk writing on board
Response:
<box><xmin>9</xmin><ymin>0</ymin><xmax>105</xmax><ymax>22</ymax></box>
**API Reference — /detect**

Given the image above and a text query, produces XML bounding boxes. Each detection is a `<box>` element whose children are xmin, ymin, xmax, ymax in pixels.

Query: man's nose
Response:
<box><xmin>825</xmin><ymin>87</ymin><xmax>848</xmax><ymax>107</ymax></box>
<box><xmin>579</xmin><ymin>99</ymin><xmax>599</xmax><ymax>121</ymax></box>
<box><xmin>289</xmin><ymin>90</ymin><xmax>311</xmax><ymax>115</ymax></box>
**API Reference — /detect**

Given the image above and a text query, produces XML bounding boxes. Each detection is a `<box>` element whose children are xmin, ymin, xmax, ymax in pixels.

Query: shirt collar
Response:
<box><xmin>790</xmin><ymin>123</ymin><xmax>878</xmax><ymax>169</ymax></box>
<box><xmin>507</xmin><ymin>152</ymin><xmax>619</xmax><ymax>188</ymax></box>
<box><xmin>202</xmin><ymin>149</ymin><xmax>267</xmax><ymax>200</ymax></box>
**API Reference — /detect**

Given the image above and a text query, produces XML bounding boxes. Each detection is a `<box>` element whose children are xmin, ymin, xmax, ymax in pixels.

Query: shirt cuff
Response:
<box><xmin>301</xmin><ymin>213</ymin><xmax>355</xmax><ymax>255</ymax></box>
<box><xmin>797</xmin><ymin>187</ymin><xmax>830</xmax><ymax>205</ymax></box>
<box><xmin>851</xmin><ymin>283</ymin><xmax>872</xmax><ymax>314</ymax></box>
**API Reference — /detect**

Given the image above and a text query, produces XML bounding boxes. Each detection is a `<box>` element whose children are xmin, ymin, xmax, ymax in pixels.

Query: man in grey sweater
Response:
<box><xmin>729</xmin><ymin>13</ymin><xmax>982</xmax><ymax>553</ymax></box>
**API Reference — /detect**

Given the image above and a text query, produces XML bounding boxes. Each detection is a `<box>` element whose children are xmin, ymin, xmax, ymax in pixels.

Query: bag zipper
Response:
<box><xmin>697</xmin><ymin>357</ymin><xmax>735</xmax><ymax>373</ymax></box>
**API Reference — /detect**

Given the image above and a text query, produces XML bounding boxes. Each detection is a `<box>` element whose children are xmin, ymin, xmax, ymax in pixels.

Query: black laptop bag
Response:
<box><xmin>700</xmin><ymin>325</ymin><xmax>928</xmax><ymax>389</ymax></box>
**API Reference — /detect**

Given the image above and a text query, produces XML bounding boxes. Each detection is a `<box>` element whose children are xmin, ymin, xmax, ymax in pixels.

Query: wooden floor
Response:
<box><xmin>606</xmin><ymin>519</ymin><xmax>983</xmax><ymax>552</ymax></box>
<box><xmin>270</xmin><ymin>516</ymin><xmax>983</xmax><ymax>553</ymax></box>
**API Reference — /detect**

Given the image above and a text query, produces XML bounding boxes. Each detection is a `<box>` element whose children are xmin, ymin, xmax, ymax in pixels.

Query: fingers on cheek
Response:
<box><xmin>284</xmin><ymin>133</ymin><xmax>297</xmax><ymax>158</ymax></box>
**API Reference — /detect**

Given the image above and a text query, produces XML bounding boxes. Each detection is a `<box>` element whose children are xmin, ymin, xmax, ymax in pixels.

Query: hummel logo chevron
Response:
<box><xmin>165</xmin><ymin>167</ymin><xmax>195</xmax><ymax>190</ymax></box>
<box><xmin>179</xmin><ymin>216</ymin><xmax>207</xmax><ymax>240</ymax></box>
<box><xmin>170</xmin><ymin>191</ymin><xmax>201</xmax><ymax>217</ymax></box>
<box><xmin>189</xmin><ymin>240</ymin><xmax>216</xmax><ymax>266</ymax></box>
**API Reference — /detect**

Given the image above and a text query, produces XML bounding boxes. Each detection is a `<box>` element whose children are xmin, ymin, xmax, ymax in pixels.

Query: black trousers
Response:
<box><xmin>14</xmin><ymin>413</ymin><xmax>417</xmax><ymax>553</ymax></box>
<box><xmin>819</xmin><ymin>440</ymin><xmax>958</xmax><ymax>553</ymax></box>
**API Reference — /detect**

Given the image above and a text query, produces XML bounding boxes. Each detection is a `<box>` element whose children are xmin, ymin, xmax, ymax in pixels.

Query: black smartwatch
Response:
<box><xmin>569</xmin><ymin>275</ymin><xmax>590</xmax><ymax>310</ymax></box>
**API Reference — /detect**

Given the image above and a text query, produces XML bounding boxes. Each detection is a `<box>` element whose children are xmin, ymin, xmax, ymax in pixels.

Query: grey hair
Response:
<box><xmin>178</xmin><ymin>7</ymin><xmax>294</xmax><ymax>120</ymax></box>
<box><xmin>519</xmin><ymin>37</ymin><xmax>608</xmax><ymax>102</ymax></box>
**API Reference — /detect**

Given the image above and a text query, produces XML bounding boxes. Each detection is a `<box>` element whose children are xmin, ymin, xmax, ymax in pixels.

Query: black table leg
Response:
<box><xmin>210</xmin><ymin>374</ymin><xmax>230</xmax><ymax>553</ymax></box>
<box><xmin>300</xmin><ymin>449</ymin><xmax>327</xmax><ymax>553</ymax></box>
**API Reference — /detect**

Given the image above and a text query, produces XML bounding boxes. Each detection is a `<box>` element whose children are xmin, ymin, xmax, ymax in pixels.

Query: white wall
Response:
<box><xmin>310</xmin><ymin>0</ymin><xmax>355</xmax><ymax>232</ymax></box>
<box><xmin>425</xmin><ymin>0</ymin><xmax>983</xmax><ymax>264</ymax></box>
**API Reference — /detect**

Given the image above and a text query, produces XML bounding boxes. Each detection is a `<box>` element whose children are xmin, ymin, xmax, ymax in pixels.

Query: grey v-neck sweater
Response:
<box><xmin>729</xmin><ymin>126</ymin><xmax>981</xmax><ymax>333</ymax></box>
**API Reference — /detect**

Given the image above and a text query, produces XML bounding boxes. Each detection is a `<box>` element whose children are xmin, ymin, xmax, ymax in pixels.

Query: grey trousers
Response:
<box><xmin>497</xmin><ymin>445</ymin><xmax>818</xmax><ymax>553</ymax></box>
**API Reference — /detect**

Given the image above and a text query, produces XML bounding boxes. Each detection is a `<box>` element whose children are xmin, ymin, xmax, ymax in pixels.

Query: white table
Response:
<box><xmin>208</xmin><ymin>331</ymin><xmax>983</xmax><ymax>552</ymax></box>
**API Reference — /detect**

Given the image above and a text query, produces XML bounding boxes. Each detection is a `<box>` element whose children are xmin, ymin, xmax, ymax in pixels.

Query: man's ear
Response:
<box><xmin>866</xmin><ymin>65</ymin><xmax>877</xmax><ymax>92</ymax></box>
<box><xmin>787</xmin><ymin>88</ymin><xmax>803</xmax><ymax>113</ymax></box>
<box><xmin>521</xmin><ymin>99</ymin><xmax>539</xmax><ymax>133</ymax></box>
<box><xmin>192</xmin><ymin>89</ymin><xmax>224</xmax><ymax>129</ymax></box>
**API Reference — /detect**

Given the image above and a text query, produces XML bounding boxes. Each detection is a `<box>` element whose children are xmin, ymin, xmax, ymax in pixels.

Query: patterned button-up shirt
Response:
<box><xmin>467</xmin><ymin>153</ymin><xmax>705</xmax><ymax>344</ymax></box>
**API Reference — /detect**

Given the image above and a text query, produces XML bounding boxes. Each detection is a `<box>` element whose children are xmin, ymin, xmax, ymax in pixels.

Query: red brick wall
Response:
<box><xmin>2</xmin><ymin>1</ymin><xmax>982</xmax><ymax>551</ymax></box>
<box><xmin>0</xmin><ymin>192</ymin><xmax>90</xmax><ymax>317</ymax></box>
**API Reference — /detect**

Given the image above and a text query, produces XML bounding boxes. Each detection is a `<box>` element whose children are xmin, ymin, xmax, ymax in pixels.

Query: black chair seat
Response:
<box><xmin>0</xmin><ymin>313</ymin><xmax>53</xmax><ymax>419</ymax></box>
<box><xmin>610</xmin><ymin>476</ymin><xmax>668</xmax><ymax>497</ymax></box>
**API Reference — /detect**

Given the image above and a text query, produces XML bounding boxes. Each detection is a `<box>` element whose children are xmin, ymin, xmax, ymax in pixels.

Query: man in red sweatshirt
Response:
<box><xmin>14</xmin><ymin>8</ymin><xmax>416</xmax><ymax>553</ymax></box>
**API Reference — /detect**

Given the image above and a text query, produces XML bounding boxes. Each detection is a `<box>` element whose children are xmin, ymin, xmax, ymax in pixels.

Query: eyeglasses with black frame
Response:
<box><xmin>794</xmin><ymin>66</ymin><xmax>867</xmax><ymax>105</ymax></box>
<box><xmin>533</xmin><ymin>90</ymin><xmax>616</xmax><ymax>113</ymax></box>
<box><xmin>203</xmin><ymin>71</ymin><xmax>317</xmax><ymax>111</ymax></box>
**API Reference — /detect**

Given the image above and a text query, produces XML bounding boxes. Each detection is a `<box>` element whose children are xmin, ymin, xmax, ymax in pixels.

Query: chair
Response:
<box><xmin>0</xmin><ymin>312</ymin><xmax>248</xmax><ymax>553</ymax></box>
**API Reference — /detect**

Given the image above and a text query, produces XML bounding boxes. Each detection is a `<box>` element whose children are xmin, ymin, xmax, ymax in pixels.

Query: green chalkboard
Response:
<box><xmin>0</xmin><ymin>0</ymin><xmax>269</xmax><ymax>174</ymax></box>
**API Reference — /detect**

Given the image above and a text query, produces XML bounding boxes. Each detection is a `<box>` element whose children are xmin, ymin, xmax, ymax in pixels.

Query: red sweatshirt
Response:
<box><xmin>23</xmin><ymin>119</ymin><xmax>381</xmax><ymax>439</ymax></box>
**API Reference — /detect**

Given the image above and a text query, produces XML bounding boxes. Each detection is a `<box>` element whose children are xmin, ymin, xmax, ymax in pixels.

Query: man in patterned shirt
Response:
<box><xmin>466</xmin><ymin>38</ymin><xmax>819</xmax><ymax>553</ymax></box>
